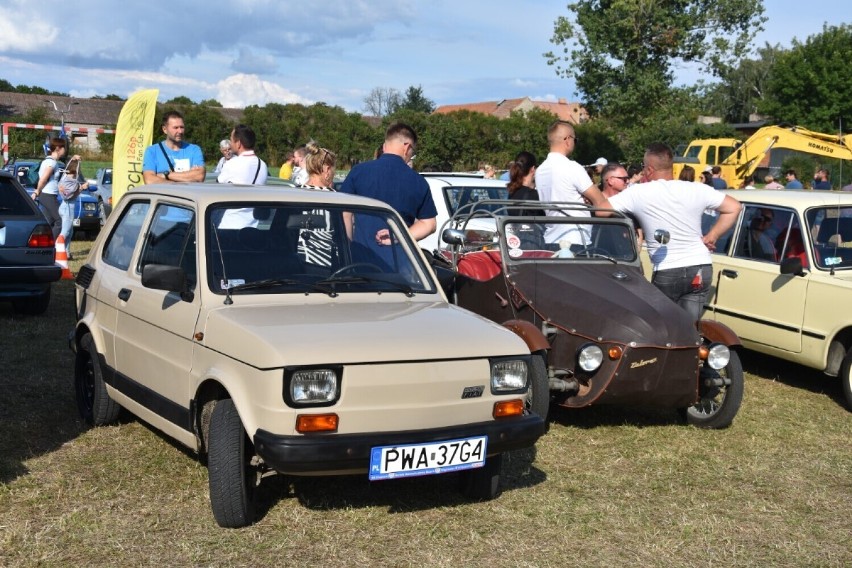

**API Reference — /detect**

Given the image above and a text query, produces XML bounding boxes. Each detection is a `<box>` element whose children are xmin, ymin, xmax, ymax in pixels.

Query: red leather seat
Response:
<box><xmin>776</xmin><ymin>228</ymin><xmax>808</xmax><ymax>269</ymax></box>
<box><xmin>457</xmin><ymin>250</ymin><xmax>503</xmax><ymax>281</ymax></box>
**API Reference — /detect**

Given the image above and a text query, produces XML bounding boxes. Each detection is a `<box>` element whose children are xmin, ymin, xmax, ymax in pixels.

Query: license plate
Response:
<box><xmin>369</xmin><ymin>435</ymin><xmax>487</xmax><ymax>480</ymax></box>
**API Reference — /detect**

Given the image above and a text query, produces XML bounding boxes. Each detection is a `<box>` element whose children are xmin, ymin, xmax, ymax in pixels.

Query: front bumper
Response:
<box><xmin>254</xmin><ymin>413</ymin><xmax>546</xmax><ymax>475</ymax></box>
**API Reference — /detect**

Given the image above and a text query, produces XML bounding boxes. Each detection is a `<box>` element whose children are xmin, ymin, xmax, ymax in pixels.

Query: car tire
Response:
<box><xmin>527</xmin><ymin>351</ymin><xmax>550</xmax><ymax>421</ymax></box>
<box><xmin>11</xmin><ymin>287</ymin><xmax>51</xmax><ymax>315</ymax></box>
<box><xmin>207</xmin><ymin>398</ymin><xmax>257</xmax><ymax>528</ymax></box>
<box><xmin>683</xmin><ymin>349</ymin><xmax>744</xmax><ymax>429</ymax></box>
<box><xmin>458</xmin><ymin>453</ymin><xmax>502</xmax><ymax>500</ymax></box>
<box><xmin>75</xmin><ymin>333</ymin><xmax>121</xmax><ymax>426</ymax></box>
<box><xmin>839</xmin><ymin>347</ymin><xmax>852</xmax><ymax>412</ymax></box>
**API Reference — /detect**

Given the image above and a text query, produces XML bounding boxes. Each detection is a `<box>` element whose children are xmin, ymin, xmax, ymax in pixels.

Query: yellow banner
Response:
<box><xmin>112</xmin><ymin>89</ymin><xmax>159</xmax><ymax>205</ymax></box>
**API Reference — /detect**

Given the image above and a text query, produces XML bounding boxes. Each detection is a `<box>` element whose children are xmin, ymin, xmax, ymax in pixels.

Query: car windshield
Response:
<box><xmin>206</xmin><ymin>203</ymin><xmax>436</xmax><ymax>295</ymax></box>
<box><xmin>501</xmin><ymin>218</ymin><xmax>637</xmax><ymax>262</ymax></box>
<box><xmin>806</xmin><ymin>206</ymin><xmax>852</xmax><ymax>270</ymax></box>
<box><xmin>443</xmin><ymin>186</ymin><xmax>509</xmax><ymax>216</ymax></box>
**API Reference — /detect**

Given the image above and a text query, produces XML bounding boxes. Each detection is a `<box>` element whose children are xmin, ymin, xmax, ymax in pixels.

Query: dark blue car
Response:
<box><xmin>4</xmin><ymin>159</ymin><xmax>101</xmax><ymax>236</ymax></box>
<box><xmin>0</xmin><ymin>170</ymin><xmax>61</xmax><ymax>314</ymax></box>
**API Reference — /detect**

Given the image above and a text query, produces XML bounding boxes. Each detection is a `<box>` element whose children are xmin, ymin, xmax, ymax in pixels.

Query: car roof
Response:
<box><xmin>726</xmin><ymin>189</ymin><xmax>852</xmax><ymax>208</ymax></box>
<box><xmin>126</xmin><ymin>183</ymin><xmax>395</xmax><ymax>211</ymax></box>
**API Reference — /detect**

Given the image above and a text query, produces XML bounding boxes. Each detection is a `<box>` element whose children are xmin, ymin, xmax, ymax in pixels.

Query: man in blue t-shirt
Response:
<box><xmin>812</xmin><ymin>168</ymin><xmax>832</xmax><ymax>190</ymax></box>
<box><xmin>339</xmin><ymin>123</ymin><xmax>437</xmax><ymax>270</ymax></box>
<box><xmin>142</xmin><ymin>110</ymin><xmax>206</xmax><ymax>184</ymax></box>
<box><xmin>340</xmin><ymin>122</ymin><xmax>437</xmax><ymax>245</ymax></box>
<box><xmin>785</xmin><ymin>169</ymin><xmax>804</xmax><ymax>190</ymax></box>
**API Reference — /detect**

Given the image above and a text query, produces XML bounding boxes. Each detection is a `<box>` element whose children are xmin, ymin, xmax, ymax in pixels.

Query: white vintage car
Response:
<box><xmin>699</xmin><ymin>190</ymin><xmax>852</xmax><ymax>409</ymax></box>
<box><xmin>71</xmin><ymin>183</ymin><xmax>546</xmax><ymax>527</ymax></box>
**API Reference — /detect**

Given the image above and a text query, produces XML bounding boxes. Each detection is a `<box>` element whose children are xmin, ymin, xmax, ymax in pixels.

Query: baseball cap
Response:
<box><xmin>594</xmin><ymin>157</ymin><xmax>607</xmax><ymax>167</ymax></box>
<box><xmin>703</xmin><ymin>166</ymin><xmax>713</xmax><ymax>173</ymax></box>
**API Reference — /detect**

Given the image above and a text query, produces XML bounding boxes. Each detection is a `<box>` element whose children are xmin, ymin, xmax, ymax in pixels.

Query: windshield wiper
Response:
<box><xmin>224</xmin><ymin>278</ymin><xmax>307</xmax><ymax>304</ymax></box>
<box><xmin>315</xmin><ymin>274</ymin><xmax>416</xmax><ymax>297</ymax></box>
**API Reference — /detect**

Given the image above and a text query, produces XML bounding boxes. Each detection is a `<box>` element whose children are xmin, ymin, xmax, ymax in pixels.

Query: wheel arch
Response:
<box><xmin>825</xmin><ymin>326</ymin><xmax>852</xmax><ymax>376</ymax></box>
<box><xmin>194</xmin><ymin>379</ymin><xmax>232</xmax><ymax>456</ymax></box>
<box><xmin>699</xmin><ymin>320</ymin><xmax>741</xmax><ymax>347</ymax></box>
<box><xmin>501</xmin><ymin>319</ymin><xmax>550</xmax><ymax>353</ymax></box>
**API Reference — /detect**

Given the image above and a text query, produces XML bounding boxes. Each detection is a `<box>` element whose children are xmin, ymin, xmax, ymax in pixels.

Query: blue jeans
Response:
<box><xmin>651</xmin><ymin>264</ymin><xmax>713</xmax><ymax>322</ymax></box>
<box><xmin>59</xmin><ymin>198</ymin><xmax>77</xmax><ymax>250</ymax></box>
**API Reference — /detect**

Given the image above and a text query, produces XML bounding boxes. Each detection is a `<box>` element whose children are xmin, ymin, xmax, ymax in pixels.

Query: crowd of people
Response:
<box><xmin>47</xmin><ymin>110</ymin><xmax>852</xmax><ymax>322</ymax></box>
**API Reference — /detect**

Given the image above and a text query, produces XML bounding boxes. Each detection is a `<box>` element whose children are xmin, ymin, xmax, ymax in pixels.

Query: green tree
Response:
<box><xmin>166</xmin><ymin>95</ymin><xmax>195</xmax><ymax>105</ymax></box>
<box><xmin>701</xmin><ymin>43</ymin><xmax>784</xmax><ymax>124</ymax></box>
<box><xmin>759</xmin><ymin>24</ymin><xmax>852</xmax><ymax>132</ymax></box>
<box><xmin>398</xmin><ymin>85</ymin><xmax>435</xmax><ymax>114</ymax></box>
<box><xmin>545</xmin><ymin>0</ymin><xmax>766</xmax><ymax>122</ymax></box>
<box><xmin>199</xmin><ymin>99</ymin><xmax>223</xmax><ymax>107</ymax></box>
<box><xmin>0</xmin><ymin>78</ymin><xmax>15</xmax><ymax>92</ymax></box>
<box><xmin>7</xmin><ymin>108</ymin><xmax>53</xmax><ymax>157</ymax></box>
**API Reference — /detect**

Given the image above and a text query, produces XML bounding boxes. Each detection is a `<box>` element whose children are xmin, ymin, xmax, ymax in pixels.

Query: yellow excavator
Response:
<box><xmin>673</xmin><ymin>125</ymin><xmax>852</xmax><ymax>188</ymax></box>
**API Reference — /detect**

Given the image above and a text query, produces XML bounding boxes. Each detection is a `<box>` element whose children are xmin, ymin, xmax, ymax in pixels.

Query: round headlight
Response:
<box><xmin>578</xmin><ymin>344</ymin><xmax>604</xmax><ymax>372</ymax></box>
<box><xmin>706</xmin><ymin>343</ymin><xmax>730</xmax><ymax>370</ymax></box>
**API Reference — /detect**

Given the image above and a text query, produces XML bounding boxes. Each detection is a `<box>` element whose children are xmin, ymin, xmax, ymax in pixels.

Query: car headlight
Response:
<box><xmin>490</xmin><ymin>358</ymin><xmax>528</xmax><ymax>394</ymax></box>
<box><xmin>285</xmin><ymin>367</ymin><xmax>341</xmax><ymax>407</ymax></box>
<box><xmin>577</xmin><ymin>344</ymin><xmax>604</xmax><ymax>372</ymax></box>
<box><xmin>706</xmin><ymin>343</ymin><xmax>730</xmax><ymax>370</ymax></box>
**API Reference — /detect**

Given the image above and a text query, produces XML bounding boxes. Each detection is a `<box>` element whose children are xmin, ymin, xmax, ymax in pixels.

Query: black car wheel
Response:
<box><xmin>207</xmin><ymin>398</ymin><xmax>258</xmax><ymax>528</ymax></box>
<box><xmin>75</xmin><ymin>333</ymin><xmax>121</xmax><ymax>425</ymax></box>
<box><xmin>839</xmin><ymin>347</ymin><xmax>852</xmax><ymax>412</ymax></box>
<box><xmin>684</xmin><ymin>349</ymin><xmax>744</xmax><ymax>429</ymax></box>
<box><xmin>458</xmin><ymin>453</ymin><xmax>502</xmax><ymax>500</ymax></box>
<box><xmin>527</xmin><ymin>352</ymin><xmax>550</xmax><ymax>420</ymax></box>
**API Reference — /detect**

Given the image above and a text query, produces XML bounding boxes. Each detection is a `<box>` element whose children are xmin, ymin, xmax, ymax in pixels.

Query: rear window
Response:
<box><xmin>0</xmin><ymin>178</ymin><xmax>37</xmax><ymax>216</ymax></box>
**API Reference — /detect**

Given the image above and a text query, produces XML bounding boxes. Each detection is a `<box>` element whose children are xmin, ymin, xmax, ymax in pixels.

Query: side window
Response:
<box><xmin>718</xmin><ymin>146</ymin><xmax>735</xmax><ymax>163</ymax></box>
<box><xmin>138</xmin><ymin>204</ymin><xmax>197</xmax><ymax>287</ymax></box>
<box><xmin>102</xmin><ymin>201</ymin><xmax>150</xmax><ymax>270</ymax></box>
<box><xmin>702</xmin><ymin>212</ymin><xmax>733</xmax><ymax>255</ymax></box>
<box><xmin>733</xmin><ymin>206</ymin><xmax>792</xmax><ymax>263</ymax></box>
<box><xmin>706</xmin><ymin>146</ymin><xmax>717</xmax><ymax>166</ymax></box>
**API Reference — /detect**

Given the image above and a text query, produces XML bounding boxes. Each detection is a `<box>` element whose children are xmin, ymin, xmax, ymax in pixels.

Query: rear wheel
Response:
<box><xmin>11</xmin><ymin>287</ymin><xmax>51</xmax><ymax>315</ymax></box>
<box><xmin>75</xmin><ymin>333</ymin><xmax>120</xmax><ymax>425</ymax></box>
<box><xmin>458</xmin><ymin>453</ymin><xmax>502</xmax><ymax>500</ymax></box>
<box><xmin>684</xmin><ymin>349</ymin><xmax>744</xmax><ymax>429</ymax></box>
<box><xmin>208</xmin><ymin>399</ymin><xmax>258</xmax><ymax>528</ymax></box>
<box><xmin>839</xmin><ymin>348</ymin><xmax>852</xmax><ymax>412</ymax></box>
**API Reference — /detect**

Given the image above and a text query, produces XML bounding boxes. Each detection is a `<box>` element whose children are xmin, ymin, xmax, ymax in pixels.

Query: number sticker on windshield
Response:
<box><xmin>507</xmin><ymin>234</ymin><xmax>521</xmax><ymax>249</ymax></box>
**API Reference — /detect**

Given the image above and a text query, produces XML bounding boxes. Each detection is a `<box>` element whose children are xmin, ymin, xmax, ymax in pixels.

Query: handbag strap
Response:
<box><xmin>158</xmin><ymin>142</ymin><xmax>175</xmax><ymax>171</ymax></box>
<box><xmin>252</xmin><ymin>157</ymin><xmax>261</xmax><ymax>184</ymax></box>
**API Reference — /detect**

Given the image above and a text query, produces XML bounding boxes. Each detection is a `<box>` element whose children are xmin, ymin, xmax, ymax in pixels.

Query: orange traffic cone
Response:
<box><xmin>55</xmin><ymin>234</ymin><xmax>74</xmax><ymax>280</ymax></box>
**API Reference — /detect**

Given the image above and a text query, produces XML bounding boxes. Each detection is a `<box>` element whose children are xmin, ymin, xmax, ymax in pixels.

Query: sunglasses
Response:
<box><xmin>609</xmin><ymin>176</ymin><xmax>630</xmax><ymax>182</ymax></box>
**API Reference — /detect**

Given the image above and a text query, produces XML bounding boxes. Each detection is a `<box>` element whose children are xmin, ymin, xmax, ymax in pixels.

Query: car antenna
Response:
<box><xmin>211</xmin><ymin>222</ymin><xmax>233</xmax><ymax>305</ymax></box>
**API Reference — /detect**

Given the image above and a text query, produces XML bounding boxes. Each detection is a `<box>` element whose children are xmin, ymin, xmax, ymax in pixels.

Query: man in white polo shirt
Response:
<box><xmin>535</xmin><ymin>120</ymin><xmax>610</xmax><ymax>246</ymax></box>
<box><xmin>217</xmin><ymin>124</ymin><xmax>269</xmax><ymax>228</ymax></box>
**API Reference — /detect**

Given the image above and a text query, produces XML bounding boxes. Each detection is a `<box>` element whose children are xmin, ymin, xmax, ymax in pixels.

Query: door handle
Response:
<box><xmin>118</xmin><ymin>288</ymin><xmax>132</xmax><ymax>301</ymax></box>
<box><xmin>721</xmin><ymin>269</ymin><xmax>738</xmax><ymax>279</ymax></box>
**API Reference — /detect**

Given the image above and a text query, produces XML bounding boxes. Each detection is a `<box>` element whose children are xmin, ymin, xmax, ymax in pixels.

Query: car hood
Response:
<box><xmin>202</xmin><ymin>300</ymin><xmax>526</xmax><ymax>368</ymax></box>
<box><xmin>509</xmin><ymin>263</ymin><xmax>699</xmax><ymax>347</ymax></box>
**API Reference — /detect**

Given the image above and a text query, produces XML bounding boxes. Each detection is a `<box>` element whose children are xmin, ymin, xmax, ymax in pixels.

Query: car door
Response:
<box><xmin>707</xmin><ymin>205</ymin><xmax>808</xmax><ymax>353</ymax></box>
<box><xmin>112</xmin><ymin>201</ymin><xmax>200</xmax><ymax>425</ymax></box>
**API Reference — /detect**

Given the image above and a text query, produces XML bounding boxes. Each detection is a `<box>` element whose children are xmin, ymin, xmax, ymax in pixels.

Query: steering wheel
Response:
<box><xmin>328</xmin><ymin>262</ymin><xmax>384</xmax><ymax>278</ymax></box>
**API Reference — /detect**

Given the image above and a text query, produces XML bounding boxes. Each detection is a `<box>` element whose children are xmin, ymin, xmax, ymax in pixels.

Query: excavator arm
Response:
<box><xmin>723</xmin><ymin>125</ymin><xmax>852</xmax><ymax>186</ymax></box>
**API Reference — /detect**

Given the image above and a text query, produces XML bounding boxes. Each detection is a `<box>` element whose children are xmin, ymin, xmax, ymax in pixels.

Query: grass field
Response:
<box><xmin>1</xmin><ymin>237</ymin><xmax>850</xmax><ymax>567</ymax></box>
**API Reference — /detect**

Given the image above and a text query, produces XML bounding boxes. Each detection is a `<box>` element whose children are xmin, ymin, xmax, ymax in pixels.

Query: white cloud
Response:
<box><xmin>215</xmin><ymin>74</ymin><xmax>312</xmax><ymax>108</ymax></box>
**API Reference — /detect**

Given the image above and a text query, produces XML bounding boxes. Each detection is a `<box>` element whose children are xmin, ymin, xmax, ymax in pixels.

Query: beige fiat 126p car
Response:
<box><xmin>699</xmin><ymin>190</ymin><xmax>852</xmax><ymax>409</ymax></box>
<box><xmin>71</xmin><ymin>184</ymin><xmax>545</xmax><ymax>528</ymax></box>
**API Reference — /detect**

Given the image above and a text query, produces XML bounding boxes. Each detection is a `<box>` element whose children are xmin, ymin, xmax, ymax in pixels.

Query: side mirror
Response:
<box><xmin>779</xmin><ymin>256</ymin><xmax>804</xmax><ymax>276</ymax></box>
<box><xmin>653</xmin><ymin>229</ymin><xmax>670</xmax><ymax>245</ymax></box>
<box><xmin>442</xmin><ymin>228</ymin><xmax>466</xmax><ymax>246</ymax></box>
<box><xmin>142</xmin><ymin>264</ymin><xmax>193</xmax><ymax>301</ymax></box>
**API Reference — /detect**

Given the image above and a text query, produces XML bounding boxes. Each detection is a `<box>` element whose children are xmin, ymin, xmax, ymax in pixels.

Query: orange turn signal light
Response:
<box><xmin>608</xmin><ymin>345</ymin><xmax>623</xmax><ymax>360</ymax></box>
<box><xmin>698</xmin><ymin>345</ymin><xmax>710</xmax><ymax>360</ymax></box>
<box><xmin>296</xmin><ymin>413</ymin><xmax>339</xmax><ymax>433</ymax></box>
<box><xmin>493</xmin><ymin>399</ymin><xmax>524</xmax><ymax>419</ymax></box>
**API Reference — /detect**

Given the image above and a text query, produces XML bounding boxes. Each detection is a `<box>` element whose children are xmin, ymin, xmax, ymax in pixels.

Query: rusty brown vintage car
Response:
<box><xmin>432</xmin><ymin>201</ymin><xmax>744</xmax><ymax>429</ymax></box>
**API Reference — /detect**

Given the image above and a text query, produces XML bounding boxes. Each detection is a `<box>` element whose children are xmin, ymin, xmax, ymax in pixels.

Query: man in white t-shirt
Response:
<box><xmin>535</xmin><ymin>120</ymin><xmax>610</xmax><ymax>245</ymax></box>
<box><xmin>608</xmin><ymin>143</ymin><xmax>741</xmax><ymax>321</ymax></box>
<box><xmin>218</xmin><ymin>124</ymin><xmax>269</xmax><ymax>229</ymax></box>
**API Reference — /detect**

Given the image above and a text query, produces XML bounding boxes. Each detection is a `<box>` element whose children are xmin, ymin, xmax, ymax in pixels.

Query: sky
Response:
<box><xmin>0</xmin><ymin>0</ymin><xmax>843</xmax><ymax>114</ymax></box>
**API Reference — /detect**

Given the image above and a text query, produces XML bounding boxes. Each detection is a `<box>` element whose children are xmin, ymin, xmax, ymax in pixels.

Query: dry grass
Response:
<box><xmin>1</xmin><ymin>238</ymin><xmax>850</xmax><ymax>567</ymax></box>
